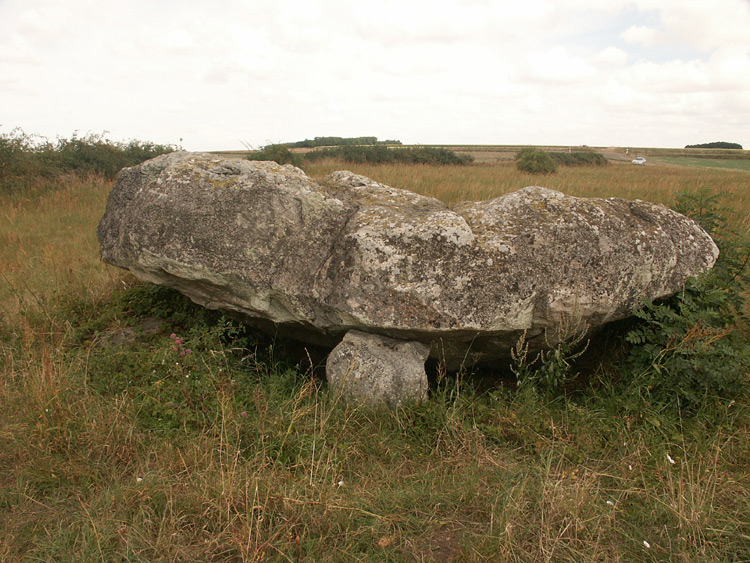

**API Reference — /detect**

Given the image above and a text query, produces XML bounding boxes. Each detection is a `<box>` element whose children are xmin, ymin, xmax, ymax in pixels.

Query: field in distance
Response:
<box><xmin>214</xmin><ymin>144</ymin><xmax>750</xmax><ymax>170</ymax></box>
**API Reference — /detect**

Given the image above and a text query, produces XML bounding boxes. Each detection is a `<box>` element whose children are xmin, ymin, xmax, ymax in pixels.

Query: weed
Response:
<box><xmin>511</xmin><ymin>319</ymin><xmax>590</xmax><ymax>398</ymax></box>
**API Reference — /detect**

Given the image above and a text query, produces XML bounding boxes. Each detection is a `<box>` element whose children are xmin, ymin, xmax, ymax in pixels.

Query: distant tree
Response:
<box><xmin>685</xmin><ymin>142</ymin><xmax>743</xmax><ymax>149</ymax></box>
<box><xmin>286</xmin><ymin>136</ymin><xmax>402</xmax><ymax>148</ymax></box>
<box><xmin>302</xmin><ymin>145</ymin><xmax>472</xmax><ymax>165</ymax></box>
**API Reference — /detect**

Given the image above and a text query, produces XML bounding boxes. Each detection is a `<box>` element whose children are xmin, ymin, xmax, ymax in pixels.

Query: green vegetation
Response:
<box><xmin>2</xmin><ymin>143</ymin><xmax>749</xmax><ymax>560</ymax></box>
<box><xmin>303</xmin><ymin>145</ymin><xmax>473</xmax><ymax>165</ymax></box>
<box><xmin>515</xmin><ymin>148</ymin><xmax>607</xmax><ymax>174</ymax></box>
<box><xmin>686</xmin><ymin>141</ymin><xmax>743</xmax><ymax>150</ymax></box>
<box><xmin>0</xmin><ymin>128</ymin><xmax>174</xmax><ymax>194</ymax></box>
<box><xmin>619</xmin><ymin>189</ymin><xmax>749</xmax><ymax>412</ymax></box>
<box><xmin>248</xmin><ymin>143</ymin><xmax>302</xmax><ymax>167</ymax></box>
<box><xmin>286</xmin><ymin>136</ymin><xmax>402</xmax><ymax>148</ymax></box>
<box><xmin>515</xmin><ymin>148</ymin><xmax>558</xmax><ymax>174</ymax></box>
<box><xmin>250</xmin><ymin>144</ymin><xmax>474</xmax><ymax>166</ymax></box>
<box><xmin>548</xmin><ymin>151</ymin><xmax>608</xmax><ymax>167</ymax></box>
<box><xmin>654</xmin><ymin>157</ymin><xmax>750</xmax><ymax>171</ymax></box>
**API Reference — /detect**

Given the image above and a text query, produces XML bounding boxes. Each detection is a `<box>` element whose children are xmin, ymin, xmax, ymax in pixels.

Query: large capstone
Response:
<box><xmin>98</xmin><ymin>152</ymin><xmax>719</xmax><ymax>397</ymax></box>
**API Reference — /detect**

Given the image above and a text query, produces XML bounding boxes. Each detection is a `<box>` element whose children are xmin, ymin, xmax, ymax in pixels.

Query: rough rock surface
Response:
<box><xmin>326</xmin><ymin>330</ymin><xmax>430</xmax><ymax>408</ymax></box>
<box><xmin>98</xmin><ymin>151</ymin><xmax>719</xmax><ymax>368</ymax></box>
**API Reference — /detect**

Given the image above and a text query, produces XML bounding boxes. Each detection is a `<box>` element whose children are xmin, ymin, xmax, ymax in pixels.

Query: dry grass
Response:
<box><xmin>302</xmin><ymin>159</ymin><xmax>750</xmax><ymax>230</ymax></box>
<box><xmin>0</xmin><ymin>174</ymin><xmax>125</xmax><ymax>323</ymax></box>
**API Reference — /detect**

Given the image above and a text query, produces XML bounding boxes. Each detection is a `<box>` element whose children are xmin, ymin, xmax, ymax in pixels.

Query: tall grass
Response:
<box><xmin>0</xmin><ymin>174</ymin><xmax>123</xmax><ymax>324</ymax></box>
<box><xmin>1</xmin><ymin>158</ymin><xmax>749</xmax><ymax>560</ymax></box>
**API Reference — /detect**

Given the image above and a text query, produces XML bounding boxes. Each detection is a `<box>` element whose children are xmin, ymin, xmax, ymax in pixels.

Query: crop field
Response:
<box><xmin>1</xmin><ymin>155</ymin><xmax>749</xmax><ymax>561</ymax></box>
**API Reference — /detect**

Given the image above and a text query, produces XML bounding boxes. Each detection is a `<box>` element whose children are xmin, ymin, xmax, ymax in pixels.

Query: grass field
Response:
<box><xmin>1</xmin><ymin>158</ymin><xmax>749</xmax><ymax>561</ymax></box>
<box><xmin>652</xmin><ymin>157</ymin><xmax>750</xmax><ymax>171</ymax></box>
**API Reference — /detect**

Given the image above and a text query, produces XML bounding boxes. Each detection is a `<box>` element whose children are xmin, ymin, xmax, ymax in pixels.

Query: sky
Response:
<box><xmin>1</xmin><ymin>0</ymin><xmax>749</xmax><ymax>151</ymax></box>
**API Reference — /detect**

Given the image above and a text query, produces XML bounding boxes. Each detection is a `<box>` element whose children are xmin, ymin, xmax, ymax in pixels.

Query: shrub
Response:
<box><xmin>248</xmin><ymin>144</ymin><xmax>301</xmax><ymax>166</ymax></box>
<box><xmin>549</xmin><ymin>151</ymin><xmax>608</xmax><ymax>166</ymax></box>
<box><xmin>0</xmin><ymin>129</ymin><xmax>39</xmax><ymax>188</ymax></box>
<box><xmin>0</xmin><ymin>129</ymin><xmax>174</xmax><ymax>193</ymax></box>
<box><xmin>52</xmin><ymin>133</ymin><xmax>174</xmax><ymax>178</ymax></box>
<box><xmin>515</xmin><ymin>148</ymin><xmax>558</xmax><ymax>174</ymax></box>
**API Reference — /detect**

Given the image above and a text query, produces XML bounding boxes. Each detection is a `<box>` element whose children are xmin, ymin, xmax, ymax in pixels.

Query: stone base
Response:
<box><xmin>325</xmin><ymin>330</ymin><xmax>430</xmax><ymax>409</ymax></box>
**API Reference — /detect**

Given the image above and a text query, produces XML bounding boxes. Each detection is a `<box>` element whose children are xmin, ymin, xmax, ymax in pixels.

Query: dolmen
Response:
<box><xmin>98</xmin><ymin>152</ymin><xmax>719</xmax><ymax>408</ymax></box>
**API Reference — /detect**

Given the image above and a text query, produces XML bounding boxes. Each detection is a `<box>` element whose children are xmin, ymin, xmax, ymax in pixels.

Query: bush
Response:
<box><xmin>549</xmin><ymin>151</ymin><xmax>608</xmax><ymax>166</ymax></box>
<box><xmin>0</xmin><ymin>129</ymin><xmax>174</xmax><ymax>193</ymax></box>
<box><xmin>248</xmin><ymin>144</ymin><xmax>301</xmax><ymax>166</ymax></box>
<box><xmin>515</xmin><ymin>148</ymin><xmax>558</xmax><ymax>174</ymax></box>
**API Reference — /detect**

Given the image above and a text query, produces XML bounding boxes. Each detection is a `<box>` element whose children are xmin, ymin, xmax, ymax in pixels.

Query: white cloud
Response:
<box><xmin>593</xmin><ymin>46</ymin><xmax>629</xmax><ymax>66</ymax></box>
<box><xmin>521</xmin><ymin>46</ymin><xmax>595</xmax><ymax>84</ymax></box>
<box><xmin>647</xmin><ymin>0</ymin><xmax>750</xmax><ymax>51</ymax></box>
<box><xmin>0</xmin><ymin>0</ymin><xmax>748</xmax><ymax>149</ymax></box>
<box><xmin>621</xmin><ymin>25</ymin><xmax>661</xmax><ymax>46</ymax></box>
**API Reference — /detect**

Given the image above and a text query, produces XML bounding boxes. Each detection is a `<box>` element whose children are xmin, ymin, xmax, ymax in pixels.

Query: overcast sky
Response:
<box><xmin>1</xmin><ymin>0</ymin><xmax>749</xmax><ymax>151</ymax></box>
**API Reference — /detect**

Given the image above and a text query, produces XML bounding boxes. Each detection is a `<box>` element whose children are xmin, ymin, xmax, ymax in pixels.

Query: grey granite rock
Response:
<box><xmin>98</xmin><ymin>151</ymin><xmax>719</xmax><ymax>370</ymax></box>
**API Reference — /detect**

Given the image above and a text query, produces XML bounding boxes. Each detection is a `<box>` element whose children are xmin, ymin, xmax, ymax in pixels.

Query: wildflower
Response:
<box><xmin>240</xmin><ymin>411</ymin><xmax>247</xmax><ymax>417</ymax></box>
<box><xmin>606</xmin><ymin>500</ymin><xmax>614</xmax><ymax>506</ymax></box>
<box><xmin>667</xmin><ymin>454</ymin><xmax>676</xmax><ymax>465</ymax></box>
<box><xmin>643</xmin><ymin>540</ymin><xmax>650</xmax><ymax>548</ymax></box>
<box><xmin>136</xmin><ymin>477</ymin><xmax>143</xmax><ymax>483</ymax></box>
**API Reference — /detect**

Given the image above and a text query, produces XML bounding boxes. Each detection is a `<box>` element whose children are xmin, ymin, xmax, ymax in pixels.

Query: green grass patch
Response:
<box><xmin>654</xmin><ymin>157</ymin><xmax>750</xmax><ymax>171</ymax></box>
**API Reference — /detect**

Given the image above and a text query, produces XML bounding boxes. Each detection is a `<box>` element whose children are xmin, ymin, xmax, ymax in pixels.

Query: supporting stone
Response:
<box><xmin>326</xmin><ymin>330</ymin><xmax>430</xmax><ymax>409</ymax></box>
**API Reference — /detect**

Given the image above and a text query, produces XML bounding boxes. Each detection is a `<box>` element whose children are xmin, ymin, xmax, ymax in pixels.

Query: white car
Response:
<box><xmin>632</xmin><ymin>156</ymin><xmax>647</xmax><ymax>165</ymax></box>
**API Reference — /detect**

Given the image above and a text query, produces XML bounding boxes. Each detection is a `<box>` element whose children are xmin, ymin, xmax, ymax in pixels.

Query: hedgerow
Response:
<box><xmin>0</xmin><ymin>128</ymin><xmax>174</xmax><ymax>193</ymax></box>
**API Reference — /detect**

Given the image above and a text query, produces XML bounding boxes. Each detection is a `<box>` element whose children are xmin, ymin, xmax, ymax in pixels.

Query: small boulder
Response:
<box><xmin>326</xmin><ymin>330</ymin><xmax>430</xmax><ymax>408</ymax></box>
